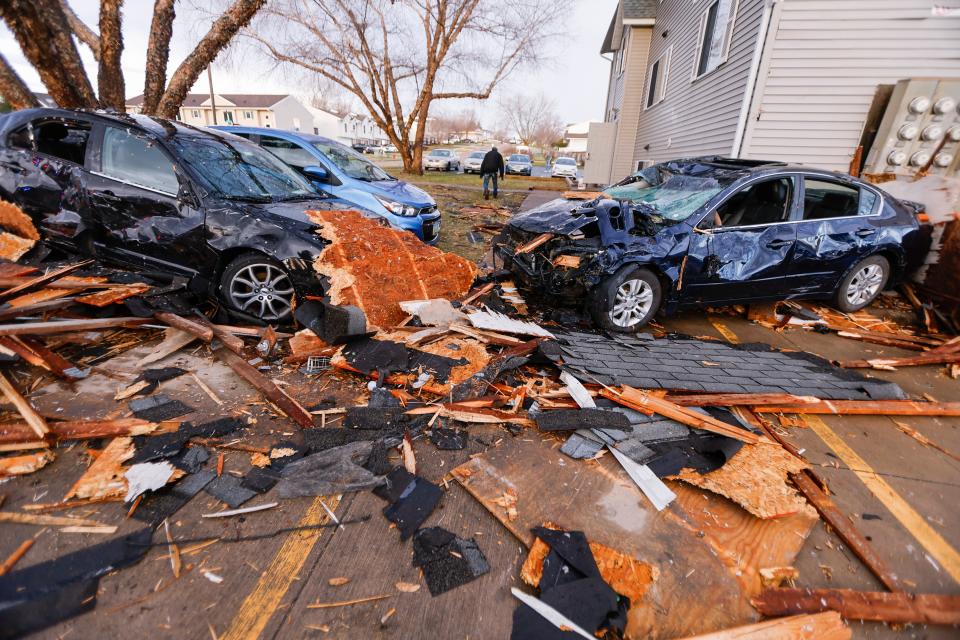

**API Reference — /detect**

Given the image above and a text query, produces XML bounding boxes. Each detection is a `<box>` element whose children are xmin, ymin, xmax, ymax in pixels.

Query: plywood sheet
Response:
<box><xmin>451</xmin><ymin>434</ymin><xmax>816</xmax><ymax>638</ymax></box>
<box><xmin>671</xmin><ymin>442</ymin><xmax>816</xmax><ymax>520</ymax></box>
<box><xmin>307</xmin><ymin>209</ymin><xmax>477</xmax><ymax>329</ymax></box>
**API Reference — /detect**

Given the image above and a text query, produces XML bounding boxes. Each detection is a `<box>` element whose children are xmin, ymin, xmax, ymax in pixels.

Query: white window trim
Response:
<box><xmin>644</xmin><ymin>45</ymin><xmax>672</xmax><ymax>110</ymax></box>
<box><xmin>691</xmin><ymin>0</ymin><xmax>740</xmax><ymax>82</ymax></box>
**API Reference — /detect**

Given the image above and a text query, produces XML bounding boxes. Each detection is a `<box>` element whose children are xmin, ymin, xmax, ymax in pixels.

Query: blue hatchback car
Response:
<box><xmin>212</xmin><ymin>127</ymin><xmax>441</xmax><ymax>243</ymax></box>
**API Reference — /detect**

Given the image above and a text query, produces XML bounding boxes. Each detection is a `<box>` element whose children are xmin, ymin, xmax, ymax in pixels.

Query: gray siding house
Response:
<box><xmin>587</xmin><ymin>0</ymin><xmax>960</xmax><ymax>184</ymax></box>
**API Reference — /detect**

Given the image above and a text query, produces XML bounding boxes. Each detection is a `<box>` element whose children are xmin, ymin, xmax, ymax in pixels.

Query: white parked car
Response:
<box><xmin>423</xmin><ymin>148</ymin><xmax>461</xmax><ymax>171</ymax></box>
<box><xmin>462</xmin><ymin>150</ymin><xmax>485</xmax><ymax>174</ymax></box>
<box><xmin>551</xmin><ymin>156</ymin><xmax>579</xmax><ymax>178</ymax></box>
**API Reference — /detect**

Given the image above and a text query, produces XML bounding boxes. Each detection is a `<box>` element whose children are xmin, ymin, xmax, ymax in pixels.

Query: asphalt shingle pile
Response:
<box><xmin>542</xmin><ymin>331</ymin><xmax>905</xmax><ymax>400</ymax></box>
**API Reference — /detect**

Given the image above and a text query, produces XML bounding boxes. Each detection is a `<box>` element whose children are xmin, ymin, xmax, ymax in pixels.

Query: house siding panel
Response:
<box><xmin>611</xmin><ymin>27</ymin><xmax>654</xmax><ymax>180</ymax></box>
<box><xmin>741</xmin><ymin>0</ymin><xmax>960</xmax><ymax>170</ymax></box>
<box><xmin>632</xmin><ymin>0</ymin><xmax>768</xmax><ymax>167</ymax></box>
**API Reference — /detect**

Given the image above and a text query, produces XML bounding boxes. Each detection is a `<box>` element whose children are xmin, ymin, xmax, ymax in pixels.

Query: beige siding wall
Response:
<box><xmin>741</xmin><ymin>0</ymin><xmax>960</xmax><ymax>170</ymax></box>
<box><xmin>632</xmin><ymin>0</ymin><xmax>768</xmax><ymax>166</ymax></box>
<box><xmin>611</xmin><ymin>26</ymin><xmax>653</xmax><ymax>180</ymax></box>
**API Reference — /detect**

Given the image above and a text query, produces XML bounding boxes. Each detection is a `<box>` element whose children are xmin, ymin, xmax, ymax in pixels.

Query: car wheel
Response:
<box><xmin>220</xmin><ymin>253</ymin><xmax>296</xmax><ymax>322</ymax></box>
<box><xmin>590</xmin><ymin>266</ymin><xmax>661</xmax><ymax>333</ymax></box>
<box><xmin>833</xmin><ymin>255</ymin><xmax>889</xmax><ymax>313</ymax></box>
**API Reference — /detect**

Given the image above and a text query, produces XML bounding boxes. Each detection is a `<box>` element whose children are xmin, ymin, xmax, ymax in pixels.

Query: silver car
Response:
<box><xmin>463</xmin><ymin>150</ymin><xmax>485</xmax><ymax>174</ymax></box>
<box><xmin>551</xmin><ymin>156</ymin><xmax>578</xmax><ymax>178</ymax></box>
<box><xmin>424</xmin><ymin>149</ymin><xmax>461</xmax><ymax>171</ymax></box>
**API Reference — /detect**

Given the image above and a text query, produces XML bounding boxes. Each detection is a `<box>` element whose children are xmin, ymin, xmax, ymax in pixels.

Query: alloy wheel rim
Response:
<box><xmin>610</xmin><ymin>278</ymin><xmax>653</xmax><ymax>327</ymax></box>
<box><xmin>229</xmin><ymin>263</ymin><xmax>294</xmax><ymax>320</ymax></box>
<box><xmin>846</xmin><ymin>263</ymin><xmax>884</xmax><ymax>306</ymax></box>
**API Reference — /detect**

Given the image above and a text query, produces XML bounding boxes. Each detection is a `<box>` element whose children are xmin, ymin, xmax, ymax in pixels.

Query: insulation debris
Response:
<box><xmin>124</xmin><ymin>461</ymin><xmax>177</xmax><ymax>502</ymax></box>
<box><xmin>307</xmin><ymin>208</ymin><xmax>477</xmax><ymax>328</ymax></box>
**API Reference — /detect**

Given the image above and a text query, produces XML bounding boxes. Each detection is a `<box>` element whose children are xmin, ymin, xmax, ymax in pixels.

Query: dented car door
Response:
<box><xmin>682</xmin><ymin>175</ymin><xmax>800</xmax><ymax>303</ymax></box>
<box><xmin>83</xmin><ymin>125</ymin><xmax>205</xmax><ymax>275</ymax></box>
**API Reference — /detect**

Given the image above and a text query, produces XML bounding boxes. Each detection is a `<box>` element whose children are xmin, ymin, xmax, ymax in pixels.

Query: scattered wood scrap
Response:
<box><xmin>0</xmin><ymin>259</ymin><xmax>93</xmax><ymax>303</ymax></box>
<box><xmin>213</xmin><ymin>346</ymin><xmax>315</xmax><ymax>429</ymax></box>
<box><xmin>602</xmin><ymin>386</ymin><xmax>761</xmax><ymax>444</ymax></box>
<box><xmin>752</xmin><ymin>588</ymin><xmax>960</xmax><ymax>625</ymax></box>
<box><xmin>465</xmin><ymin>310</ymin><xmax>554</xmax><ymax>338</ymax></box>
<box><xmin>562</xmin><ymin>191</ymin><xmax>604</xmax><ymax>200</ymax></box>
<box><xmin>665</xmin><ymin>393</ymin><xmax>818</xmax><ymax>407</ymax></box>
<box><xmin>789</xmin><ymin>471</ymin><xmax>901</xmax><ymax>592</ymax></box>
<box><xmin>521</xmin><ymin>525</ymin><xmax>657</xmax><ymax>606</ymax></box>
<box><xmin>0</xmin><ymin>418</ymin><xmax>172</xmax><ymax>451</ymax></box>
<box><xmin>0</xmin><ymin>201</ymin><xmax>40</xmax><ymax>261</ymax></box>
<box><xmin>76</xmin><ymin>283</ymin><xmax>152</xmax><ymax>307</ymax></box>
<box><xmin>0</xmin><ymin>316</ymin><xmax>150</xmax><ymax>336</ymax></box>
<box><xmin>0</xmin><ymin>371</ymin><xmax>49</xmax><ymax>439</ymax></box>
<box><xmin>513</xmin><ymin>232</ymin><xmax>553</xmax><ymax>255</ymax></box>
<box><xmin>837</xmin><ymin>337</ymin><xmax>960</xmax><ymax>369</ymax></box>
<box><xmin>0</xmin><ymin>537</ymin><xmax>35</xmax><ymax>576</ymax></box>
<box><xmin>678</xmin><ymin>612</ymin><xmax>850</xmax><ymax>640</ymax></box>
<box><xmin>551</xmin><ymin>255</ymin><xmax>581</xmax><ymax>269</ymax></box>
<box><xmin>894</xmin><ymin>421</ymin><xmax>960</xmax><ymax>462</ymax></box>
<box><xmin>0</xmin><ymin>450</ymin><xmax>55</xmax><ymax>477</ymax></box>
<box><xmin>0</xmin><ymin>511</ymin><xmax>110</xmax><ymax>528</ymax></box>
<box><xmin>671</xmin><ymin>442</ymin><xmax>815</xmax><ymax>519</ymax></box>
<box><xmin>749</xmin><ymin>399</ymin><xmax>960</xmax><ymax>416</ymax></box>
<box><xmin>64</xmin><ymin>437</ymin><xmax>135</xmax><ymax>501</ymax></box>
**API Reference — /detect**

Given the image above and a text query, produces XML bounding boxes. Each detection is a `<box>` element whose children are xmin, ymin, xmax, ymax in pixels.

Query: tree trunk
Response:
<box><xmin>97</xmin><ymin>0</ymin><xmax>125</xmax><ymax>111</ymax></box>
<box><xmin>155</xmin><ymin>0</ymin><xmax>265</xmax><ymax>118</ymax></box>
<box><xmin>0</xmin><ymin>53</ymin><xmax>40</xmax><ymax>110</ymax></box>
<box><xmin>142</xmin><ymin>0</ymin><xmax>175</xmax><ymax>115</ymax></box>
<box><xmin>0</xmin><ymin>0</ymin><xmax>98</xmax><ymax>108</ymax></box>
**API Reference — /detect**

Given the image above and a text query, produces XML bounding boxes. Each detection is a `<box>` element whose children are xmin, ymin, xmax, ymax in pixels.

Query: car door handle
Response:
<box><xmin>855</xmin><ymin>228</ymin><xmax>876</xmax><ymax>237</ymax></box>
<box><xmin>766</xmin><ymin>239</ymin><xmax>792</xmax><ymax>249</ymax></box>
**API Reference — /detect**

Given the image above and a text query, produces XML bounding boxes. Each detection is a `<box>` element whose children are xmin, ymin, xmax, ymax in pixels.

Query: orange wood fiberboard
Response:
<box><xmin>306</xmin><ymin>209</ymin><xmax>477</xmax><ymax>329</ymax></box>
<box><xmin>451</xmin><ymin>434</ymin><xmax>817</xmax><ymax>639</ymax></box>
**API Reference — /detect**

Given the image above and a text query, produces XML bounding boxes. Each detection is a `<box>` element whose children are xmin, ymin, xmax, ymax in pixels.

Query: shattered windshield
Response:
<box><xmin>170</xmin><ymin>135</ymin><xmax>315</xmax><ymax>202</ymax></box>
<box><xmin>312</xmin><ymin>140</ymin><xmax>391</xmax><ymax>182</ymax></box>
<box><xmin>604</xmin><ymin>165</ymin><xmax>733</xmax><ymax>221</ymax></box>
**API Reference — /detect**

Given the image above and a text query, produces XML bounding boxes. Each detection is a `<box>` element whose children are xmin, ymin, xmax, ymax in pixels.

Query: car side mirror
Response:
<box><xmin>303</xmin><ymin>165</ymin><xmax>329</xmax><ymax>182</ymax></box>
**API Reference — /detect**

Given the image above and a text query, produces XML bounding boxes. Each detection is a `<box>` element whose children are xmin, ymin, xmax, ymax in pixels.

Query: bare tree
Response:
<box><xmin>249</xmin><ymin>0</ymin><xmax>568</xmax><ymax>173</ymax></box>
<box><xmin>499</xmin><ymin>92</ymin><xmax>562</xmax><ymax>148</ymax></box>
<box><xmin>0</xmin><ymin>0</ymin><xmax>265</xmax><ymax>116</ymax></box>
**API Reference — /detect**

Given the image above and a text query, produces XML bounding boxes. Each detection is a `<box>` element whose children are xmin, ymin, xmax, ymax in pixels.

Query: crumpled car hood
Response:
<box><xmin>506</xmin><ymin>198</ymin><xmax>597</xmax><ymax>235</ymax></box>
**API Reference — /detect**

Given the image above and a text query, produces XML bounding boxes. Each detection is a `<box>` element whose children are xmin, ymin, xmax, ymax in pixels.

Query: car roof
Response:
<box><xmin>0</xmin><ymin>107</ymin><xmax>254</xmax><ymax>145</ymax></box>
<box><xmin>643</xmin><ymin>156</ymin><xmax>868</xmax><ymax>185</ymax></box>
<box><xmin>211</xmin><ymin>125</ymin><xmax>340</xmax><ymax>146</ymax></box>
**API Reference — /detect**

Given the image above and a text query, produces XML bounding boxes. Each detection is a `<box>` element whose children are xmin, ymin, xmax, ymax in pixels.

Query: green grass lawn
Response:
<box><xmin>397</xmin><ymin>170</ymin><xmax>568</xmax><ymax>191</ymax></box>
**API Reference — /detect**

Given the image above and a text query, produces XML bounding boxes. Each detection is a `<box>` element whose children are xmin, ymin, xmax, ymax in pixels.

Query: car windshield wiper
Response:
<box><xmin>223</xmin><ymin>194</ymin><xmax>273</xmax><ymax>203</ymax></box>
<box><xmin>276</xmin><ymin>193</ymin><xmax>320</xmax><ymax>202</ymax></box>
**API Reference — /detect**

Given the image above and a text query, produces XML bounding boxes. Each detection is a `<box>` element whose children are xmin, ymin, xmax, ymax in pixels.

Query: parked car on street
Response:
<box><xmin>506</xmin><ymin>154</ymin><xmax>533</xmax><ymax>176</ymax></box>
<box><xmin>463</xmin><ymin>150</ymin><xmax>485</xmax><ymax>174</ymax></box>
<box><xmin>216</xmin><ymin>126</ymin><xmax>440</xmax><ymax>244</ymax></box>
<box><xmin>423</xmin><ymin>148</ymin><xmax>461</xmax><ymax>172</ymax></box>
<box><xmin>494</xmin><ymin>157</ymin><xmax>929</xmax><ymax>333</ymax></box>
<box><xmin>351</xmin><ymin>142</ymin><xmax>368</xmax><ymax>153</ymax></box>
<box><xmin>551</xmin><ymin>156</ymin><xmax>579</xmax><ymax>178</ymax></box>
<box><xmin>0</xmin><ymin>108</ymin><xmax>385</xmax><ymax>322</ymax></box>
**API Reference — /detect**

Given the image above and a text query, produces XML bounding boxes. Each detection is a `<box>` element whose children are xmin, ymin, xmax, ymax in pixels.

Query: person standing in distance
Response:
<box><xmin>480</xmin><ymin>145</ymin><xmax>505</xmax><ymax>200</ymax></box>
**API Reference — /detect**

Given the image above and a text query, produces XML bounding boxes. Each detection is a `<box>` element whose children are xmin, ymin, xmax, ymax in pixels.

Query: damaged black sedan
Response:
<box><xmin>494</xmin><ymin>158</ymin><xmax>928</xmax><ymax>332</ymax></box>
<box><xmin>0</xmin><ymin>108</ymin><xmax>369</xmax><ymax>322</ymax></box>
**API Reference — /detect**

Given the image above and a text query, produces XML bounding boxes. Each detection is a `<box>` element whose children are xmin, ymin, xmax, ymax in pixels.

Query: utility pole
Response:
<box><xmin>207</xmin><ymin>66</ymin><xmax>217</xmax><ymax>125</ymax></box>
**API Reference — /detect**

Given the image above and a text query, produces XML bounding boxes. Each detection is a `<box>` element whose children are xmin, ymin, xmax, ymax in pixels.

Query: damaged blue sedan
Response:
<box><xmin>494</xmin><ymin>157</ymin><xmax>929</xmax><ymax>333</ymax></box>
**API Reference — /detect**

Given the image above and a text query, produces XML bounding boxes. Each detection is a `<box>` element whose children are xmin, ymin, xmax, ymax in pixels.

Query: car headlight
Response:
<box><xmin>374</xmin><ymin>196</ymin><xmax>418</xmax><ymax>217</ymax></box>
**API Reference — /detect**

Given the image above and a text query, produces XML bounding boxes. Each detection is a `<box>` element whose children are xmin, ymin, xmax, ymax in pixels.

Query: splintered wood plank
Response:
<box><xmin>0</xmin><ymin>450</ymin><xmax>54</xmax><ymax>477</ymax></box>
<box><xmin>76</xmin><ymin>283</ymin><xmax>151</xmax><ymax>307</ymax></box>
<box><xmin>670</xmin><ymin>442</ymin><xmax>816</xmax><ymax>520</ymax></box>
<box><xmin>750</xmin><ymin>399</ymin><xmax>960</xmax><ymax>416</ymax></box>
<box><xmin>64</xmin><ymin>437</ymin><xmax>135</xmax><ymax>501</ymax></box>
<box><xmin>0</xmin><ymin>317</ymin><xmax>150</xmax><ymax>336</ymax></box>
<box><xmin>752</xmin><ymin>588</ymin><xmax>960</xmax><ymax>625</ymax></box>
<box><xmin>0</xmin><ymin>259</ymin><xmax>93</xmax><ymax>302</ymax></box>
<box><xmin>451</xmin><ymin>434</ymin><xmax>814</xmax><ymax>638</ymax></box>
<box><xmin>0</xmin><ymin>371</ymin><xmax>49</xmax><ymax>438</ymax></box>
<box><xmin>0</xmin><ymin>418</ymin><xmax>171</xmax><ymax>449</ymax></box>
<box><xmin>678</xmin><ymin>611</ymin><xmax>850</xmax><ymax>640</ymax></box>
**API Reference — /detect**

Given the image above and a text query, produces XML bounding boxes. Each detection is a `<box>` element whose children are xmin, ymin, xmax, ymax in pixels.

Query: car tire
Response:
<box><xmin>220</xmin><ymin>253</ymin><xmax>296</xmax><ymax>322</ymax></box>
<box><xmin>833</xmin><ymin>255</ymin><xmax>889</xmax><ymax>313</ymax></box>
<box><xmin>589</xmin><ymin>266</ymin><xmax>662</xmax><ymax>333</ymax></box>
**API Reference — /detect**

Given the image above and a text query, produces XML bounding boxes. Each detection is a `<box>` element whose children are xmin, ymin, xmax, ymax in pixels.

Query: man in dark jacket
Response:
<box><xmin>480</xmin><ymin>146</ymin><xmax>505</xmax><ymax>199</ymax></box>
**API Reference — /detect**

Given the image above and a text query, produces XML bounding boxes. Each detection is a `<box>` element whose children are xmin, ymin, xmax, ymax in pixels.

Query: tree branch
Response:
<box><xmin>59</xmin><ymin>0</ymin><xmax>100</xmax><ymax>61</ymax></box>
<box><xmin>142</xmin><ymin>0</ymin><xmax>176</xmax><ymax>114</ymax></box>
<box><xmin>0</xmin><ymin>0</ymin><xmax>98</xmax><ymax>108</ymax></box>
<box><xmin>97</xmin><ymin>0</ymin><xmax>125</xmax><ymax>110</ymax></box>
<box><xmin>156</xmin><ymin>0</ymin><xmax>265</xmax><ymax>118</ymax></box>
<box><xmin>0</xmin><ymin>52</ymin><xmax>40</xmax><ymax>109</ymax></box>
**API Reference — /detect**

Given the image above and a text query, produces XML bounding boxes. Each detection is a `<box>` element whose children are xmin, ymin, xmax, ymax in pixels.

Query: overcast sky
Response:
<box><xmin>0</xmin><ymin>0</ymin><xmax>618</xmax><ymax>127</ymax></box>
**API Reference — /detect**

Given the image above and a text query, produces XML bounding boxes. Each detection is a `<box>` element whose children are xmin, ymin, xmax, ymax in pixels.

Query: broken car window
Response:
<box><xmin>311</xmin><ymin>140</ymin><xmax>391</xmax><ymax>182</ymax></box>
<box><xmin>259</xmin><ymin>136</ymin><xmax>317</xmax><ymax>170</ymax></box>
<box><xmin>33</xmin><ymin>120</ymin><xmax>90</xmax><ymax>165</ymax></box>
<box><xmin>101</xmin><ymin>127</ymin><xmax>178</xmax><ymax>194</ymax></box>
<box><xmin>169</xmin><ymin>135</ymin><xmax>314</xmax><ymax>201</ymax></box>
<box><xmin>715</xmin><ymin>177</ymin><xmax>793</xmax><ymax>227</ymax></box>
<box><xmin>605</xmin><ymin>169</ymin><xmax>728</xmax><ymax>222</ymax></box>
<box><xmin>803</xmin><ymin>178</ymin><xmax>861</xmax><ymax>221</ymax></box>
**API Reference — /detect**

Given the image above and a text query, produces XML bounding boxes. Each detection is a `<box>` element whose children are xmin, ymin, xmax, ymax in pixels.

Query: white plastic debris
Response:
<box><xmin>124</xmin><ymin>461</ymin><xmax>175</xmax><ymax>502</ymax></box>
<box><xmin>465</xmin><ymin>310</ymin><xmax>554</xmax><ymax>337</ymax></box>
<box><xmin>203</xmin><ymin>571</ymin><xmax>224</xmax><ymax>584</ymax></box>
